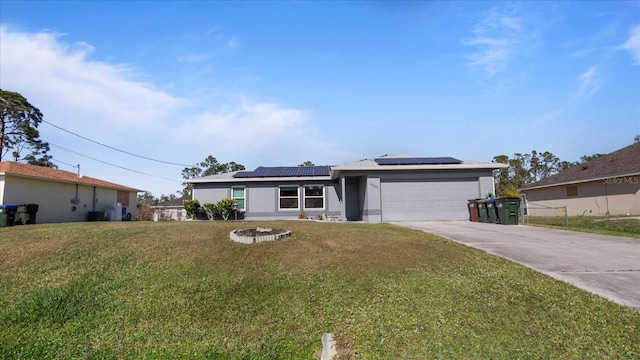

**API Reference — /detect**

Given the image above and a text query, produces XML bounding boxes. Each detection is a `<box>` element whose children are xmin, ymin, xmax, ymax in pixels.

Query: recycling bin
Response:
<box><xmin>477</xmin><ymin>199</ymin><xmax>489</xmax><ymax>223</ymax></box>
<box><xmin>468</xmin><ymin>199</ymin><xmax>480</xmax><ymax>222</ymax></box>
<box><xmin>486</xmin><ymin>198</ymin><xmax>498</xmax><ymax>223</ymax></box>
<box><xmin>0</xmin><ymin>209</ymin><xmax>7</xmax><ymax>227</ymax></box>
<box><xmin>0</xmin><ymin>204</ymin><xmax>18</xmax><ymax>226</ymax></box>
<box><xmin>495</xmin><ymin>197</ymin><xmax>521</xmax><ymax>225</ymax></box>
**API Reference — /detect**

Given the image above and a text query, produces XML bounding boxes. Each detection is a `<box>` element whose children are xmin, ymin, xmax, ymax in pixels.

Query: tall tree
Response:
<box><xmin>579</xmin><ymin>153</ymin><xmax>606</xmax><ymax>163</ymax></box>
<box><xmin>298</xmin><ymin>161</ymin><xmax>315</xmax><ymax>167</ymax></box>
<box><xmin>492</xmin><ymin>150</ymin><xmax>563</xmax><ymax>197</ymax></box>
<box><xmin>0</xmin><ymin>90</ymin><xmax>52</xmax><ymax>165</ymax></box>
<box><xmin>181</xmin><ymin>155</ymin><xmax>245</xmax><ymax>195</ymax></box>
<box><xmin>23</xmin><ymin>153</ymin><xmax>57</xmax><ymax>168</ymax></box>
<box><xmin>557</xmin><ymin>160</ymin><xmax>577</xmax><ymax>172</ymax></box>
<box><xmin>136</xmin><ymin>191</ymin><xmax>158</xmax><ymax>221</ymax></box>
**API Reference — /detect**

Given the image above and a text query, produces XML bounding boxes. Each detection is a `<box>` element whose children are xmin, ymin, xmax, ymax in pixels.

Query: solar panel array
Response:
<box><xmin>233</xmin><ymin>166</ymin><xmax>331</xmax><ymax>178</ymax></box>
<box><xmin>374</xmin><ymin>157</ymin><xmax>462</xmax><ymax>165</ymax></box>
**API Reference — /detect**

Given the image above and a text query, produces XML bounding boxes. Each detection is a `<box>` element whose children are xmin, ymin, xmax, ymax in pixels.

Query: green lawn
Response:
<box><xmin>1</xmin><ymin>221</ymin><xmax>638</xmax><ymax>359</ymax></box>
<box><xmin>526</xmin><ymin>216</ymin><xmax>640</xmax><ymax>239</ymax></box>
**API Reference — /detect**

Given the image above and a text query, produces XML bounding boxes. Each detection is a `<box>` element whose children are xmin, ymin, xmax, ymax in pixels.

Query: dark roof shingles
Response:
<box><xmin>521</xmin><ymin>142</ymin><xmax>640</xmax><ymax>190</ymax></box>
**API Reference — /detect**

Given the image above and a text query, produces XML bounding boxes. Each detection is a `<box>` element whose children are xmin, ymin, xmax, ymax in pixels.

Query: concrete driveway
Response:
<box><xmin>393</xmin><ymin>221</ymin><xmax>640</xmax><ymax>310</ymax></box>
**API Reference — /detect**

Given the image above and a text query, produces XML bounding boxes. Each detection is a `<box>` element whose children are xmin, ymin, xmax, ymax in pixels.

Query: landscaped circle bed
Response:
<box><xmin>229</xmin><ymin>227</ymin><xmax>291</xmax><ymax>244</ymax></box>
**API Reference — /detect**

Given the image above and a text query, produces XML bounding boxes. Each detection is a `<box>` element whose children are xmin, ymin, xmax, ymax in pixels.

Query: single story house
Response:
<box><xmin>0</xmin><ymin>161</ymin><xmax>141</xmax><ymax>224</ymax></box>
<box><xmin>150</xmin><ymin>195</ymin><xmax>189</xmax><ymax>221</ymax></box>
<box><xmin>520</xmin><ymin>142</ymin><xmax>640</xmax><ymax>217</ymax></box>
<box><xmin>188</xmin><ymin>155</ymin><xmax>506</xmax><ymax>222</ymax></box>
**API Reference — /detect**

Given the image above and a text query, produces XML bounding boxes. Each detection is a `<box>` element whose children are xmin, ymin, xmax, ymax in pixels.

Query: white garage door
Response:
<box><xmin>381</xmin><ymin>179</ymin><xmax>479</xmax><ymax>221</ymax></box>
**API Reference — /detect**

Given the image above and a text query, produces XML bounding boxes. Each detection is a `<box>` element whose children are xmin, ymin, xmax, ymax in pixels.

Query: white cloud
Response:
<box><xmin>0</xmin><ymin>26</ymin><xmax>333</xmax><ymax>195</ymax></box>
<box><xmin>0</xmin><ymin>26</ymin><xmax>184</xmax><ymax>137</ymax></box>
<box><xmin>178</xmin><ymin>98</ymin><xmax>332</xmax><ymax>166</ymax></box>
<box><xmin>463</xmin><ymin>6</ymin><xmax>538</xmax><ymax>75</ymax></box>
<box><xmin>619</xmin><ymin>24</ymin><xmax>640</xmax><ymax>65</ymax></box>
<box><xmin>178</xmin><ymin>53</ymin><xmax>213</xmax><ymax>62</ymax></box>
<box><xmin>206</xmin><ymin>25</ymin><xmax>241</xmax><ymax>49</ymax></box>
<box><xmin>577</xmin><ymin>66</ymin><xmax>600</xmax><ymax>97</ymax></box>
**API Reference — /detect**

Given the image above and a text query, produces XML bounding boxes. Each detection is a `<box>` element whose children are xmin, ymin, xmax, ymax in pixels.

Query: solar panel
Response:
<box><xmin>233</xmin><ymin>166</ymin><xmax>331</xmax><ymax>178</ymax></box>
<box><xmin>374</xmin><ymin>157</ymin><xmax>462</xmax><ymax>165</ymax></box>
<box><xmin>313</xmin><ymin>166</ymin><xmax>330</xmax><ymax>176</ymax></box>
<box><xmin>280</xmin><ymin>167</ymin><xmax>296</xmax><ymax>177</ymax></box>
<box><xmin>265</xmin><ymin>167</ymin><xmax>282</xmax><ymax>177</ymax></box>
<box><xmin>297</xmin><ymin>167</ymin><xmax>313</xmax><ymax>176</ymax></box>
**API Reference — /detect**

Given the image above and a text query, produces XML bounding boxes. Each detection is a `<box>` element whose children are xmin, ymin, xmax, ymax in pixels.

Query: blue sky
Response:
<box><xmin>1</xmin><ymin>1</ymin><xmax>639</xmax><ymax>197</ymax></box>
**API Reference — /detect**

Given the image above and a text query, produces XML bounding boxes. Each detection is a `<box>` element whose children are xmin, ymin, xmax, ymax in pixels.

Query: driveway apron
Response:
<box><xmin>393</xmin><ymin>221</ymin><xmax>640</xmax><ymax>310</ymax></box>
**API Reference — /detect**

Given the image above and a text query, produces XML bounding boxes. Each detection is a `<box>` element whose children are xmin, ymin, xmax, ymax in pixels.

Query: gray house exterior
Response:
<box><xmin>189</xmin><ymin>156</ymin><xmax>506</xmax><ymax>223</ymax></box>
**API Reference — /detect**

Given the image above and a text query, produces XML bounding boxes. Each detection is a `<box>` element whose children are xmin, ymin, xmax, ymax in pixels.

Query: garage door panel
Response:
<box><xmin>381</xmin><ymin>180</ymin><xmax>478</xmax><ymax>221</ymax></box>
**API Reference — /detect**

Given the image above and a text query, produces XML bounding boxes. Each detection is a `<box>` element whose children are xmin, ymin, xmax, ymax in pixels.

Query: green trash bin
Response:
<box><xmin>495</xmin><ymin>197</ymin><xmax>521</xmax><ymax>225</ymax></box>
<box><xmin>0</xmin><ymin>204</ymin><xmax>18</xmax><ymax>226</ymax></box>
<box><xmin>0</xmin><ymin>209</ymin><xmax>7</xmax><ymax>227</ymax></box>
<box><xmin>477</xmin><ymin>199</ymin><xmax>489</xmax><ymax>223</ymax></box>
<box><xmin>486</xmin><ymin>198</ymin><xmax>498</xmax><ymax>223</ymax></box>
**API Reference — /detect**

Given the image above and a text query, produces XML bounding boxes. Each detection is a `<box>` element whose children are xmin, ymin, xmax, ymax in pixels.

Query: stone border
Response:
<box><xmin>229</xmin><ymin>229</ymin><xmax>292</xmax><ymax>244</ymax></box>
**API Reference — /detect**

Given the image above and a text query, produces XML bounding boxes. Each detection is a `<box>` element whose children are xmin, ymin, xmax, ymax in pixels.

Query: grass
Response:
<box><xmin>526</xmin><ymin>216</ymin><xmax>640</xmax><ymax>239</ymax></box>
<box><xmin>1</xmin><ymin>221</ymin><xmax>639</xmax><ymax>359</ymax></box>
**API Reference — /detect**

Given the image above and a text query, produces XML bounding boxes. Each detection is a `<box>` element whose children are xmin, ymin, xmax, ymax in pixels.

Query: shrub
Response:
<box><xmin>202</xmin><ymin>203</ymin><xmax>217</xmax><ymax>220</ymax></box>
<box><xmin>216</xmin><ymin>198</ymin><xmax>237</xmax><ymax>221</ymax></box>
<box><xmin>183</xmin><ymin>199</ymin><xmax>200</xmax><ymax>219</ymax></box>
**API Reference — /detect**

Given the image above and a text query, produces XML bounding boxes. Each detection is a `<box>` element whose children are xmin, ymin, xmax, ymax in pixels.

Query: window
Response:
<box><xmin>566</xmin><ymin>185</ymin><xmax>578</xmax><ymax>197</ymax></box>
<box><xmin>232</xmin><ymin>187</ymin><xmax>245</xmax><ymax>210</ymax></box>
<box><xmin>279</xmin><ymin>186</ymin><xmax>299</xmax><ymax>209</ymax></box>
<box><xmin>304</xmin><ymin>185</ymin><xmax>324</xmax><ymax>209</ymax></box>
<box><xmin>117</xmin><ymin>191</ymin><xmax>130</xmax><ymax>206</ymax></box>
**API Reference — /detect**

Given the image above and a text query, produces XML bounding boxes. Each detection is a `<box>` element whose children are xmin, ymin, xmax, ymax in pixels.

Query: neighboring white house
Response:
<box><xmin>188</xmin><ymin>155</ymin><xmax>506</xmax><ymax>223</ymax></box>
<box><xmin>0</xmin><ymin>161</ymin><xmax>141</xmax><ymax>224</ymax></box>
<box><xmin>520</xmin><ymin>142</ymin><xmax>640</xmax><ymax>217</ymax></box>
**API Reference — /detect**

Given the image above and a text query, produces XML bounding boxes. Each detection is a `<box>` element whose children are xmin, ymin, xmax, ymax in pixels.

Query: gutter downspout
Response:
<box><xmin>92</xmin><ymin>186</ymin><xmax>97</xmax><ymax>212</ymax></box>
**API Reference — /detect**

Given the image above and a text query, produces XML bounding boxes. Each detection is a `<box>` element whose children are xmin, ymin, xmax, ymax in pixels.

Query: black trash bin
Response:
<box><xmin>495</xmin><ymin>197</ymin><xmax>521</xmax><ymax>225</ymax></box>
<box><xmin>26</xmin><ymin>204</ymin><xmax>39</xmax><ymax>224</ymax></box>
<box><xmin>0</xmin><ymin>204</ymin><xmax>19</xmax><ymax>226</ymax></box>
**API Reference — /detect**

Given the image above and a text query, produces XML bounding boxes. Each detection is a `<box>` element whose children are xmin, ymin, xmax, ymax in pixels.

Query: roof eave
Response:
<box><xmin>332</xmin><ymin>163</ymin><xmax>507</xmax><ymax>171</ymax></box>
<box><xmin>189</xmin><ymin>175</ymin><xmax>334</xmax><ymax>183</ymax></box>
<box><xmin>2</xmin><ymin>172</ymin><xmax>141</xmax><ymax>192</ymax></box>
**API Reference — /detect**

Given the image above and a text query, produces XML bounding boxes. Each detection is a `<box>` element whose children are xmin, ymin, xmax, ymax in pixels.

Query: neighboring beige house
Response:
<box><xmin>150</xmin><ymin>195</ymin><xmax>189</xmax><ymax>221</ymax></box>
<box><xmin>520</xmin><ymin>142</ymin><xmax>640</xmax><ymax>217</ymax></box>
<box><xmin>0</xmin><ymin>161</ymin><xmax>141</xmax><ymax>224</ymax></box>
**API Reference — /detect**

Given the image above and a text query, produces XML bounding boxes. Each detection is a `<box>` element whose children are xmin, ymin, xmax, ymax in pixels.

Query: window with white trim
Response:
<box><xmin>232</xmin><ymin>187</ymin><xmax>245</xmax><ymax>210</ymax></box>
<box><xmin>304</xmin><ymin>185</ymin><xmax>324</xmax><ymax>209</ymax></box>
<box><xmin>279</xmin><ymin>186</ymin><xmax>299</xmax><ymax>210</ymax></box>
